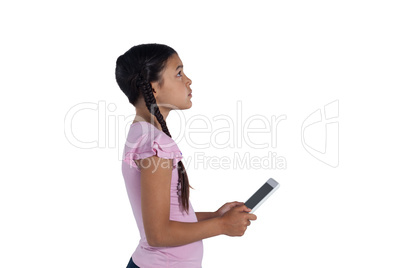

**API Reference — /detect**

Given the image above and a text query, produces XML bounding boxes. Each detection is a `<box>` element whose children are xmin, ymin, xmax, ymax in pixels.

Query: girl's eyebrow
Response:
<box><xmin>176</xmin><ymin>64</ymin><xmax>183</xmax><ymax>71</ymax></box>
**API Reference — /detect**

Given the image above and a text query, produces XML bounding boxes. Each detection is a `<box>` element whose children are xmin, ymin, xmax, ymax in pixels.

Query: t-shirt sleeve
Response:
<box><xmin>123</xmin><ymin>132</ymin><xmax>183</xmax><ymax>172</ymax></box>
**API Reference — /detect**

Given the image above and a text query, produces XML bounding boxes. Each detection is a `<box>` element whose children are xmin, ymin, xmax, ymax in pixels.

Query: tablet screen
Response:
<box><xmin>244</xmin><ymin>182</ymin><xmax>274</xmax><ymax>210</ymax></box>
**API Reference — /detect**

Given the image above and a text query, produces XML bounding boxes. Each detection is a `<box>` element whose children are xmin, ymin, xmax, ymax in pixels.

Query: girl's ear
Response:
<box><xmin>150</xmin><ymin>81</ymin><xmax>159</xmax><ymax>96</ymax></box>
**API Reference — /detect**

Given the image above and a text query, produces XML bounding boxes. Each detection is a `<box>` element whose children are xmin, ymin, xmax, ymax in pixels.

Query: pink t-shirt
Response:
<box><xmin>122</xmin><ymin>121</ymin><xmax>204</xmax><ymax>268</ymax></box>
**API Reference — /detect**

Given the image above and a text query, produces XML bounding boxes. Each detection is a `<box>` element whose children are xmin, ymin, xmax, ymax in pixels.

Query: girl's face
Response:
<box><xmin>151</xmin><ymin>53</ymin><xmax>193</xmax><ymax>111</ymax></box>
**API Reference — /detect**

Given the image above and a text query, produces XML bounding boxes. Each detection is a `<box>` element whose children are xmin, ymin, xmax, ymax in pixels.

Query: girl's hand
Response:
<box><xmin>215</xmin><ymin>201</ymin><xmax>244</xmax><ymax>217</ymax></box>
<box><xmin>220</xmin><ymin>204</ymin><xmax>257</xmax><ymax>237</ymax></box>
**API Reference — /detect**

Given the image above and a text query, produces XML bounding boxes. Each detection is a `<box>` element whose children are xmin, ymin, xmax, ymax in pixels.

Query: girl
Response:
<box><xmin>115</xmin><ymin>43</ymin><xmax>257</xmax><ymax>268</ymax></box>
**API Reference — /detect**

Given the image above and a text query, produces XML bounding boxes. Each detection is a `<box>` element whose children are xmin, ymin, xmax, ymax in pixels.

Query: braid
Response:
<box><xmin>136</xmin><ymin>74</ymin><xmax>172</xmax><ymax>136</ymax></box>
<box><xmin>136</xmin><ymin>74</ymin><xmax>192</xmax><ymax>214</ymax></box>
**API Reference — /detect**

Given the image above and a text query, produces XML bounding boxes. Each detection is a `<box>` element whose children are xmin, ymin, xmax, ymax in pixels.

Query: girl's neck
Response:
<box><xmin>133</xmin><ymin>115</ymin><xmax>163</xmax><ymax>132</ymax></box>
<box><xmin>133</xmin><ymin>101</ymin><xmax>169</xmax><ymax>132</ymax></box>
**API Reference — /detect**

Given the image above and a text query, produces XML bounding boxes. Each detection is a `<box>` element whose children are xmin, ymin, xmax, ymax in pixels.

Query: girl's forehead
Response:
<box><xmin>167</xmin><ymin>53</ymin><xmax>183</xmax><ymax>69</ymax></box>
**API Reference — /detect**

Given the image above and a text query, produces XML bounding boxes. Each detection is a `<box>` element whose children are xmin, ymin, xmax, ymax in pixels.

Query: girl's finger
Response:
<box><xmin>237</xmin><ymin>204</ymin><xmax>252</xmax><ymax>212</ymax></box>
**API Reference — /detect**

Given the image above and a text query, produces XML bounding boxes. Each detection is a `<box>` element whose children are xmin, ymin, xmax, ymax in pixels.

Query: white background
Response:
<box><xmin>1</xmin><ymin>0</ymin><xmax>401</xmax><ymax>267</ymax></box>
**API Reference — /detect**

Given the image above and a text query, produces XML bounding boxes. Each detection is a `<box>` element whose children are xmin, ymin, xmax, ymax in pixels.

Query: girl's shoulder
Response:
<box><xmin>128</xmin><ymin>121</ymin><xmax>178</xmax><ymax>148</ymax></box>
<box><xmin>124</xmin><ymin>121</ymin><xmax>183</xmax><ymax>170</ymax></box>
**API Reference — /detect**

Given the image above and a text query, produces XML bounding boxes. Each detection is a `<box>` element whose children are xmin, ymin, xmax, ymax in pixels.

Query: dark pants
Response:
<box><xmin>126</xmin><ymin>257</ymin><xmax>140</xmax><ymax>268</ymax></box>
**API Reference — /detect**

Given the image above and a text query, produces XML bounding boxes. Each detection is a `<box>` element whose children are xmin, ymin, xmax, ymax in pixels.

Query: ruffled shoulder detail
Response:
<box><xmin>123</xmin><ymin>122</ymin><xmax>183</xmax><ymax>171</ymax></box>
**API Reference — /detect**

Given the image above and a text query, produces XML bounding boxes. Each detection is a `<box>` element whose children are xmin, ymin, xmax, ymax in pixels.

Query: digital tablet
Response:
<box><xmin>244</xmin><ymin>178</ymin><xmax>279</xmax><ymax>213</ymax></box>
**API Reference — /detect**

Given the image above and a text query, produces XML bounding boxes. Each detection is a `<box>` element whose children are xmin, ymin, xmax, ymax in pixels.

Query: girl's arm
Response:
<box><xmin>195</xmin><ymin>212</ymin><xmax>218</xmax><ymax>221</ymax></box>
<box><xmin>196</xmin><ymin>201</ymin><xmax>245</xmax><ymax>221</ymax></box>
<box><xmin>138</xmin><ymin>155</ymin><xmax>256</xmax><ymax>248</ymax></box>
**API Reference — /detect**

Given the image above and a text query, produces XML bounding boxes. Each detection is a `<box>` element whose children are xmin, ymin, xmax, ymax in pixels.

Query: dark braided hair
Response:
<box><xmin>115</xmin><ymin>43</ymin><xmax>192</xmax><ymax>214</ymax></box>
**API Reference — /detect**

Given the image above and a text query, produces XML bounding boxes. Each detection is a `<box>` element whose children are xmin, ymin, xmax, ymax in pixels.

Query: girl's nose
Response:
<box><xmin>185</xmin><ymin>73</ymin><xmax>192</xmax><ymax>86</ymax></box>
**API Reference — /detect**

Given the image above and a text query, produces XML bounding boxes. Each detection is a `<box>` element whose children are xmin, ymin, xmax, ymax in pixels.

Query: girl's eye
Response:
<box><xmin>177</xmin><ymin>71</ymin><xmax>182</xmax><ymax>77</ymax></box>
